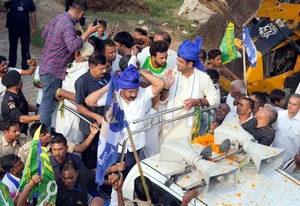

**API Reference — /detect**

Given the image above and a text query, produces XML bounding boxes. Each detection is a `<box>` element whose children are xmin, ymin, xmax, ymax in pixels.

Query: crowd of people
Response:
<box><xmin>0</xmin><ymin>0</ymin><xmax>300</xmax><ymax>205</ymax></box>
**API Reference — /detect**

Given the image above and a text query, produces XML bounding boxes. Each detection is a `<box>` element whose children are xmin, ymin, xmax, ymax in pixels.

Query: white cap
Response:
<box><xmin>79</xmin><ymin>42</ymin><xmax>94</xmax><ymax>59</ymax></box>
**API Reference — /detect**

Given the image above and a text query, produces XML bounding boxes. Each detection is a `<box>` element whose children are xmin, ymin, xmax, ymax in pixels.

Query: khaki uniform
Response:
<box><xmin>0</xmin><ymin>134</ymin><xmax>21</xmax><ymax>157</ymax></box>
<box><xmin>18</xmin><ymin>140</ymin><xmax>76</xmax><ymax>162</ymax></box>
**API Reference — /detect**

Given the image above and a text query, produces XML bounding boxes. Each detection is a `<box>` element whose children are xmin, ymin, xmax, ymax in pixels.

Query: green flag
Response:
<box><xmin>220</xmin><ymin>22</ymin><xmax>239</xmax><ymax>64</ymax></box>
<box><xmin>0</xmin><ymin>182</ymin><xmax>14</xmax><ymax>206</ymax></box>
<box><xmin>19</xmin><ymin>125</ymin><xmax>57</xmax><ymax>206</ymax></box>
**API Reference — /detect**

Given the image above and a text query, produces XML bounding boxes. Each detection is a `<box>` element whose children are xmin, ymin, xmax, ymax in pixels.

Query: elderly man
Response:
<box><xmin>226</xmin><ymin>79</ymin><xmax>247</xmax><ymax>112</ymax></box>
<box><xmin>160</xmin><ymin>37</ymin><xmax>219</xmax><ymax>143</ymax></box>
<box><xmin>242</xmin><ymin>104</ymin><xmax>278</xmax><ymax>146</ymax></box>
<box><xmin>250</xmin><ymin>91</ymin><xmax>267</xmax><ymax>116</ymax></box>
<box><xmin>85</xmin><ymin>65</ymin><xmax>164</xmax><ymax>176</ymax></box>
<box><xmin>273</xmin><ymin>94</ymin><xmax>300</xmax><ymax>164</ymax></box>
<box><xmin>209</xmin><ymin>103</ymin><xmax>231</xmax><ymax>132</ymax></box>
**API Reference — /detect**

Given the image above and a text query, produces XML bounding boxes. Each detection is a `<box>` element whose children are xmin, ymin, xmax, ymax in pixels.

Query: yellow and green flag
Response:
<box><xmin>220</xmin><ymin>22</ymin><xmax>239</xmax><ymax>64</ymax></box>
<box><xmin>0</xmin><ymin>181</ymin><xmax>14</xmax><ymax>206</ymax></box>
<box><xmin>19</xmin><ymin>125</ymin><xmax>57</xmax><ymax>206</ymax></box>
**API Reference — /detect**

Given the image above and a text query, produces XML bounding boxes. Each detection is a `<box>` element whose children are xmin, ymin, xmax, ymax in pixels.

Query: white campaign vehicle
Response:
<box><xmin>122</xmin><ymin>121</ymin><xmax>300</xmax><ymax>206</ymax></box>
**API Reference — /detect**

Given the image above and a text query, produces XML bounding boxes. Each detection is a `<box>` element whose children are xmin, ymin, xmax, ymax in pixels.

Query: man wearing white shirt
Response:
<box><xmin>139</xmin><ymin>31</ymin><xmax>177</xmax><ymax>69</ymax></box>
<box><xmin>0</xmin><ymin>154</ymin><xmax>24</xmax><ymax>195</ymax></box>
<box><xmin>160</xmin><ymin>37</ymin><xmax>219</xmax><ymax>143</ymax></box>
<box><xmin>226</xmin><ymin>79</ymin><xmax>247</xmax><ymax>113</ymax></box>
<box><xmin>273</xmin><ymin>94</ymin><xmax>300</xmax><ymax>165</ymax></box>
<box><xmin>112</xmin><ymin>32</ymin><xmax>134</xmax><ymax>72</ymax></box>
<box><xmin>86</xmin><ymin>65</ymin><xmax>164</xmax><ymax>176</ymax></box>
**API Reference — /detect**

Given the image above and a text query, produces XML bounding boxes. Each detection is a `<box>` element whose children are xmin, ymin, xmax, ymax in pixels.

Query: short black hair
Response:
<box><xmin>1</xmin><ymin>119</ymin><xmax>18</xmax><ymax>131</ymax></box>
<box><xmin>88</xmin><ymin>36</ymin><xmax>103</xmax><ymax>52</ymax></box>
<box><xmin>76</xmin><ymin>30</ymin><xmax>82</xmax><ymax>37</ymax></box>
<box><xmin>99</xmin><ymin>39</ymin><xmax>116</xmax><ymax>53</ymax></box>
<box><xmin>251</xmin><ymin>91</ymin><xmax>267</xmax><ymax>107</ymax></box>
<box><xmin>155</xmin><ymin>31</ymin><xmax>171</xmax><ymax>45</ymax></box>
<box><xmin>59</xmin><ymin>159</ymin><xmax>78</xmax><ymax>174</ymax></box>
<box><xmin>51</xmin><ymin>133</ymin><xmax>67</xmax><ymax>147</ymax></box>
<box><xmin>208</xmin><ymin>49</ymin><xmax>222</xmax><ymax>60</ymax></box>
<box><xmin>89</xmin><ymin>53</ymin><xmax>107</xmax><ymax>66</ymax></box>
<box><xmin>134</xmin><ymin>28</ymin><xmax>148</xmax><ymax>36</ymax></box>
<box><xmin>149</xmin><ymin>40</ymin><xmax>169</xmax><ymax>57</ymax></box>
<box><xmin>29</xmin><ymin>123</ymin><xmax>48</xmax><ymax>137</ymax></box>
<box><xmin>71</xmin><ymin>0</ymin><xmax>88</xmax><ymax>11</ymax></box>
<box><xmin>119</xmin><ymin>55</ymin><xmax>132</xmax><ymax>71</ymax></box>
<box><xmin>0</xmin><ymin>154</ymin><xmax>20</xmax><ymax>173</ymax></box>
<box><xmin>97</xmin><ymin>20</ymin><xmax>107</xmax><ymax>27</ymax></box>
<box><xmin>199</xmin><ymin>49</ymin><xmax>207</xmax><ymax>60</ymax></box>
<box><xmin>206</xmin><ymin>69</ymin><xmax>219</xmax><ymax>84</ymax></box>
<box><xmin>113</xmin><ymin>32</ymin><xmax>134</xmax><ymax>49</ymax></box>
<box><xmin>134</xmin><ymin>176</ymin><xmax>154</xmax><ymax>201</ymax></box>
<box><xmin>269</xmin><ymin>89</ymin><xmax>285</xmax><ymax>104</ymax></box>
<box><xmin>0</xmin><ymin>56</ymin><xmax>7</xmax><ymax>63</ymax></box>
<box><xmin>242</xmin><ymin>97</ymin><xmax>255</xmax><ymax>111</ymax></box>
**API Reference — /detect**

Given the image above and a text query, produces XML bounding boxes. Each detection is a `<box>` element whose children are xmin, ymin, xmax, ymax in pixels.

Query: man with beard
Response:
<box><xmin>100</xmin><ymin>40</ymin><xmax>117</xmax><ymax>70</ymax></box>
<box><xmin>0</xmin><ymin>56</ymin><xmax>37</xmax><ymax>113</ymax></box>
<box><xmin>38</xmin><ymin>0</ymin><xmax>98</xmax><ymax>131</ymax></box>
<box><xmin>85</xmin><ymin>65</ymin><xmax>164</xmax><ymax>176</ymax></box>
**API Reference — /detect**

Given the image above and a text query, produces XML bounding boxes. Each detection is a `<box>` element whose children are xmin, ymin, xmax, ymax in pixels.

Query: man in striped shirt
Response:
<box><xmin>38</xmin><ymin>0</ymin><xmax>98</xmax><ymax>130</ymax></box>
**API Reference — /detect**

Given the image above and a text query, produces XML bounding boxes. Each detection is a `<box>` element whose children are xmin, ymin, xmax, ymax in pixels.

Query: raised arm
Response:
<box><xmin>85</xmin><ymin>84</ymin><xmax>109</xmax><ymax>107</ymax></box>
<box><xmin>139</xmin><ymin>70</ymin><xmax>164</xmax><ymax>96</ymax></box>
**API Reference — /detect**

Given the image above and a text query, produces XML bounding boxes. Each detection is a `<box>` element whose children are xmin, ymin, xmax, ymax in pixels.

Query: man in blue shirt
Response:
<box><xmin>75</xmin><ymin>53</ymin><xmax>110</xmax><ymax>169</ymax></box>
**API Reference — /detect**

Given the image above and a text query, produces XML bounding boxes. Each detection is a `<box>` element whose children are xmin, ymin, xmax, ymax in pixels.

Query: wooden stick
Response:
<box><xmin>125</xmin><ymin>127</ymin><xmax>152</xmax><ymax>206</ymax></box>
<box><xmin>242</xmin><ymin>45</ymin><xmax>248</xmax><ymax>96</ymax></box>
<box><xmin>12</xmin><ymin>188</ymin><xmax>20</xmax><ymax>203</ymax></box>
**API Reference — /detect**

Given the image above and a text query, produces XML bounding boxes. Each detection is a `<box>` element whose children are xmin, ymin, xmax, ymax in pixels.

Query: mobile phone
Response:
<box><xmin>93</xmin><ymin>19</ymin><xmax>98</xmax><ymax>26</ymax></box>
<box><xmin>111</xmin><ymin>22</ymin><xmax>119</xmax><ymax>35</ymax></box>
<box><xmin>26</xmin><ymin>53</ymin><xmax>31</xmax><ymax>60</ymax></box>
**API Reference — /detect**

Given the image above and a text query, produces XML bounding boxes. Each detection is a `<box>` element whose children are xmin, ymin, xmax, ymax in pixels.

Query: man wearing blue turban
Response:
<box><xmin>85</xmin><ymin>64</ymin><xmax>164</xmax><ymax>176</ymax></box>
<box><xmin>177</xmin><ymin>37</ymin><xmax>206</xmax><ymax>72</ymax></box>
<box><xmin>159</xmin><ymin>37</ymin><xmax>220</xmax><ymax>144</ymax></box>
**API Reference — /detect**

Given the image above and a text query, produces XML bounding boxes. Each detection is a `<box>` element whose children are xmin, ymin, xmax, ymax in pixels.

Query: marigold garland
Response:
<box><xmin>191</xmin><ymin>133</ymin><xmax>223</xmax><ymax>154</ymax></box>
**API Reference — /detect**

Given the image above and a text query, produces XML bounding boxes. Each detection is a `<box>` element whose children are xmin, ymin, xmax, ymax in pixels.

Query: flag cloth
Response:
<box><xmin>19</xmin><ymin>125</ymin><xmax>57</xmax><ymax>206</ymax></box>
<box><xmin>242</xmin><ymin>26</ymin><xmax>257</xmax><ymax>67</ymax></box>
<box><xmin>96</xmin><ymin>71</ymin><xmax>128</xmax><ymax>185</ymax></box>
<box><xmin>0</xmin><ymin>181</ymin><xmax>14</xmax><ymax>206</ymax></box>
<box><xmin>220</xmin><ymin>22</ymin><xmax>239</xmax><ymax>64</ymax></box>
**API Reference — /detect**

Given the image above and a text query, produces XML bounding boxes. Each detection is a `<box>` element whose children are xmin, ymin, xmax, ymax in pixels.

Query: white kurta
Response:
<box><xmin>273</xmin><ymin>110</ymin><xmax>300</xmax><ymax>164</ymax></box>
<box><xmin>2</xmin><ymin>173</ymin><xmax>20</xmax><ymax>194</ymax></box>
<box><xmin>161</xmin><ymin>68</ymin><xmax>219</xmax><ymax>144</ymax></box>
<box><xmin>52</xmin><ymin>61</ymin><xmax>89</xmax><ymax>144</ymax></box>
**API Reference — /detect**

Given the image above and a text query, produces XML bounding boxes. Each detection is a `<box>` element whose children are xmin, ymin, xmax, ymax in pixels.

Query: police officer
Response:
<box><xmin>2</xmin><ymin>0</ymin><xmax>36</xmax><ymax>69</ymax></box>
<box><xmin>1</xmin><ymin>70</ymin><xmax>40</xmax><ymax>135</ymax></box>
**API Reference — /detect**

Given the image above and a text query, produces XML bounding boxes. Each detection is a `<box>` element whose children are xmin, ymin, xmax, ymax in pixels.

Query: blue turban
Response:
<box><xmin>117</xmin><ymin>64</ymin><xmax>140</xmax><ymax>89</ymax></box>
<box><xmin>177</xmin><ymin>37</ymin><xmax>206</xmax><ymax>72</ymax></box>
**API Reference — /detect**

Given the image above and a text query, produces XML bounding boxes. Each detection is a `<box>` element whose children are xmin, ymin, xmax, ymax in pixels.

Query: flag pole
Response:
<box><xmin>242</xmin><ymin>45</ymin><xmax>248</xmax><ymax>96</ymax></box>
<box><xmin>125</xmin><ymin>127</ymin><xmax>152</xmax><ymax>206</ymax></box>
